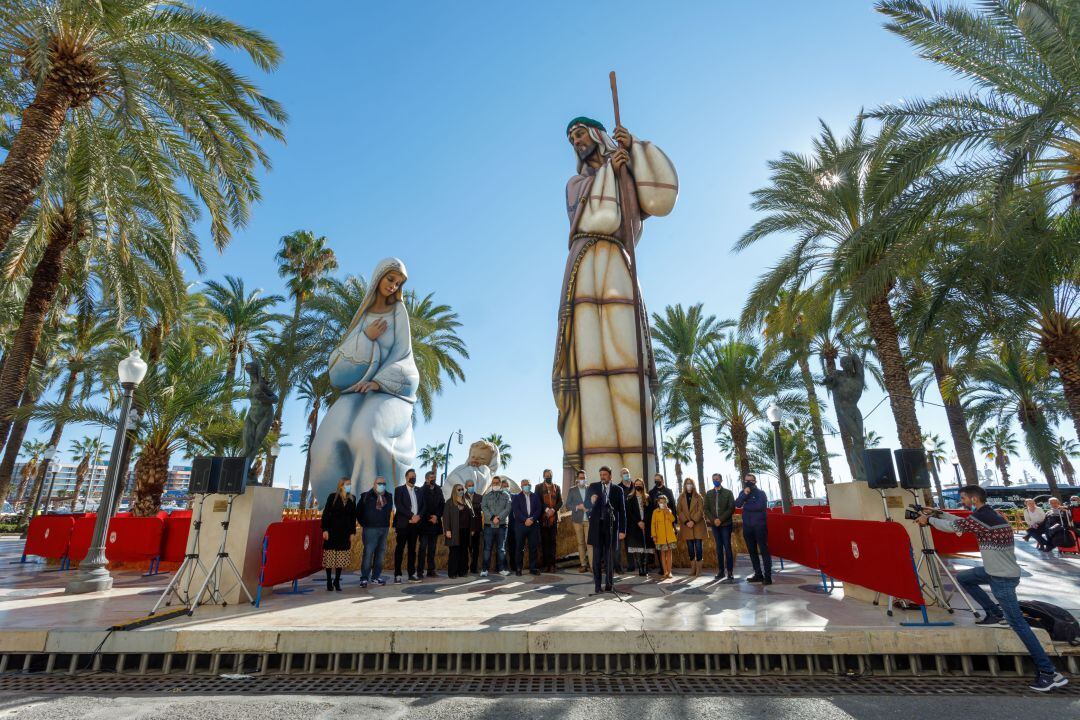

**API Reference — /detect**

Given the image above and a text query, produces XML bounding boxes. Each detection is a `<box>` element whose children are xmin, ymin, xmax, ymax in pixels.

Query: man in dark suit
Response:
<box><xmin>510</xmin><ymin>479</ymin><xmax>543</xmax><ymax>575</ymax></box>
<box><xmin>587</xmin><ymin>466</ymin><xmax>626</xmax><ymax>594</ymax></box>
<box><xmin>418</xmin><ymin>471</ymin><xmax>445</xmax><ymax>578</ymax></box>
<box><xmin>392</xmin><ymin>468</ymin><xmax>426</xmax><ymax>583</ymax></box>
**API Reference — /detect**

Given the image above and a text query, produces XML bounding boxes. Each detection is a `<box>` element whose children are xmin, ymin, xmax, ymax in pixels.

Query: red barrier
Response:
<box><xmin>930</xmin><ymin>525</ymin><xmax>979</xmax><ymax>555</ymax></box>
<box><xmin>68</xmin><ymin>514</ymin><xmax>97</xmax><ymax>562</ymax></box>
<box><xmin>811</xmin><ymin>518</ymin><xmax>924</xmax><ymax>605</ymax></box>
<box><xmin>23</xmin><ymin>515</ymin><xmax>75</xmax><ymax>559</ymax></box>
<box><xmin>160</xmin><ymin>514</ymin><xmax>192</xmax><ymax>563</ymax></box>
<box><xmin>260</xmin><ymin>519</ymin><xmax>323</xmax><ymax>588</ymax></box>
<box><xmin>797</xmin><ymin>505</ymin><xmax>831</xmax><ymax>517</ymax></box>
<box><xmin>1071</xmin><ymin>508</ymin><xmax>1080</xmax><ymax>525</ymax></box>
<box><xmin>103</xmin><ymin>516</ymin><xmax>164</xmax><ymax>562</ymax></box>
<box><xmin>767</xmin><ymin>513</ymin><xmax>820</xmax><ymax>570</ymax></box>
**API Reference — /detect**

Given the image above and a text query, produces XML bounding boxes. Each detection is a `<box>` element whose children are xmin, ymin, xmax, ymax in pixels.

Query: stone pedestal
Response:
<box><xmin>187</xmin><ymin>486</ymin><xmax>284</xmax><ymax>605</ymax></box>
<box><xmin>825</xmin><ymin>481</ymin><xmax>935</xmax><ymax>603</ymax></box>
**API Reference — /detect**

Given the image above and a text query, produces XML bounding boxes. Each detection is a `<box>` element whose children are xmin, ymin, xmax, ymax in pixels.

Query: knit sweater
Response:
<box><xmin>929</xmin><ymin>505</ymin><xmax>1019</xmax><ymax>578</ymax></box>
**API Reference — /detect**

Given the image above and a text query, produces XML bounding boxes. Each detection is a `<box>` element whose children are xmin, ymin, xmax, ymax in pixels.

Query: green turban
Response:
<box><xmin>566</xmin><ymin>116</ymin><xmax>606</xmax><ymax>136</ymax></box>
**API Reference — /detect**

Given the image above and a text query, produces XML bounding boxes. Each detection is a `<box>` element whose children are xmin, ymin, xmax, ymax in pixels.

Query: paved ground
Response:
<box><xmin>1</xmin><ymin>694</ymin><xmax>1078</xmax><ymax>720</ymax></box>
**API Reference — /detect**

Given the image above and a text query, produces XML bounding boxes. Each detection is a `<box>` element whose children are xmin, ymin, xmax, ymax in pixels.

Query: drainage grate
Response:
<box><xmin>0</xmin><ymin>673</ymin><xmax>1075</xmax><ymax>697</ymax></box>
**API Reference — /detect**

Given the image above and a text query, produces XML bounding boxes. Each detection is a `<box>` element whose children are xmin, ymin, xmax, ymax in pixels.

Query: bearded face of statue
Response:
<box><xmin>569</xmin><ymin>125</ymin><xmax>598</xmax><ymax>161</ymax></box>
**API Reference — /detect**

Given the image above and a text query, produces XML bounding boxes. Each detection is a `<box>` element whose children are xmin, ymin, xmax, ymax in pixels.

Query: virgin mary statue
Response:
<box><xmin>308</xmin><ymin>258</ymin><xmax>418</xmax><ymax>500</ymax></box>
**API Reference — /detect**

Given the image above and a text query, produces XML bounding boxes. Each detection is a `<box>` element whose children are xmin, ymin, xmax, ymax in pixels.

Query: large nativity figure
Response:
<box><xmin>553</xmin><ymin>117</ymin><xmax>677</xmax><ymax>486</ymax></box>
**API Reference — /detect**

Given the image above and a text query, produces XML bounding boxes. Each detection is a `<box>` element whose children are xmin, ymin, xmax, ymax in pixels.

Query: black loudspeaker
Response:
<box><xmin>864</xmin><ymin>449</ymin><xmax>897</xmax><ymax>489</ymax></box>
<box><xmin>894</xmin><ymin>449</ymin><xmax>931</xmax><ymax>490</ymax></box>
<box><xmin>188</xmin><ymin>456</ymin><xmax>248</xmax><ymax>495</ymax></box>
<box><xmin>217</xmin><ymin>457</ymin><xmax>248</xmax><ymax>495</ymax></box>
<box><xmin>189</xmin><ymin>456</ymin><xmax>219</xmax><ymax>494</ymax></box>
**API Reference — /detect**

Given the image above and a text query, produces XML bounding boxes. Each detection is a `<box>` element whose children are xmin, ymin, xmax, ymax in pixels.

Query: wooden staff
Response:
<box><xmin>610</xmin><ymin>71</ymin><xmax>652</xmax><ymax>482</ymax></box>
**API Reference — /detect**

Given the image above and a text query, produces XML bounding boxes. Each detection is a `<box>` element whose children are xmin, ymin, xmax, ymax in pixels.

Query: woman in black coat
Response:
<box><xmin>625</xmin><ymin>480</ymin><xmax>653</xmax><ymax>576</ymax></box>
<box><xmin>321</xmin><ymin>478</ymin><xmax>357</xmax><ymax>591</ymax></box>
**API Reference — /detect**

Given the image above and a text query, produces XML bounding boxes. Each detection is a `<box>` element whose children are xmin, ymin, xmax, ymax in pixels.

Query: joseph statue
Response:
<box><xmin>553</xmin><ymin>117</ymin><xmax>678</xmax><ymax>487</ymax></box>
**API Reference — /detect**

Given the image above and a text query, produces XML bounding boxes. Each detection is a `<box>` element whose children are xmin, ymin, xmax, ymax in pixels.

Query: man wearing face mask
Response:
<box><xmin>510</xmin><ymin>479</ymin><xmax>543</xmax><ymax>575</ymax></box>
<box><xmin>465</xmin><ymin>479</ymin><xmax>484</xmax><ymax>574</ymax></box>
<box><xmin>537</xmin><ymin>469</ymin><xmax>563</xmax><ymax>572</ymax></box>
<box><xmin>734</xmin><ymin>473</ymin><xmax>772</xmax><ymax>585</ymax></box>
<box><xmin>565</xmin><ymin>469</ymin><xmax>593</xmax><ymax>573</ymax></box>
<box><xmin>615</xmin><ymin>468</ymin><xmax>634</xmax><ymax>573</ymax></box>
<box><xmin>392</xmin><ymin>469</ymin><xmax>425</xmax><ymax>583</ymax></box>
<box><xmin>704</xmin><ymin>473</ymin><xmax>736</xmax><ymax>583</ymax></box>
<box><xmin>480</xmin><ymin>476</ymin><xmax>511</xmax><ymax>576</ymax></box>
<box><xmin>358</xmin><ymin>476</ymin><xmax>395</xmax><ymax>587</ymax></box>
<box><xmin>418</xmin><ymin>471</ymin><xmax>445</xmax><ymax>578</ymax></box>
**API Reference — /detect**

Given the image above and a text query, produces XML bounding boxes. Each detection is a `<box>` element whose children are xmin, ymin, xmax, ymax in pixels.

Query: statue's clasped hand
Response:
<box><xmin>346</xmin><ymin>380</ymin><xmax>381</xmax><ymax>394</ymax></box>
<box><xmin>364</xmin><ymin>319</ymin><xmax>389</xmax><ymax>340</ymax></box>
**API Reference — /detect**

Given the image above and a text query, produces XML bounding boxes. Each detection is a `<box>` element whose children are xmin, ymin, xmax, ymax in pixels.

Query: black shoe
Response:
<box><xmin>334</xmin><ymin>578</ymin><xmax>342</xmax><ymax>591</ymax></box>
<box><xmin>975</xmin><ymin>614</ymin><xmax>1006</xmax><ymax>627</ymax></box>
<box><xmin>604</xmin><ymin>584</ymin><xmax>613</xmax><ymax>592</ymax></box>
<box><xmin>591</xmin><ymin>588</ymin><xmax>603</xmax><ymax>596</ymax></box>
<box><xmin>408</xmin><ymin>574</ymin><xmax>421</xmax><ymax>582</ymax></box>
<box><xmin>326</xmin><ymin>579</ymin><xmax>334</xmax><ymax>591</ymax></box>
<box><xmin>713</xmin><ymin>574</ymin><xmax>724</xmax><ymax>581</ymax></box>
<box><xmin>515</xmin><ymin>571</ymin><xmax>522</xmax><ymax>576</ymax></box>
<box><xmin>530</xmin><ymin>569</ymin><xmax>541</xmax><ymax>576</ymax></box>
<box><xmin>762</xmin><ymin>578</ymin><xmax>773</xmax><ymax>586</ymax></box>
<box><xmin>746</xmin><ymin>574</ymin><xmax>765</xmax><ymax>583</ymax></box>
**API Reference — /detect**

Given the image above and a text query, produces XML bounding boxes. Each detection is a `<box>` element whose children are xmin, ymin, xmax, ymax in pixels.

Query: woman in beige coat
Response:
<box><xmin>677</xmin><ymin>479</ymin><xmax>707</xmax><ymax>577</ymax></box>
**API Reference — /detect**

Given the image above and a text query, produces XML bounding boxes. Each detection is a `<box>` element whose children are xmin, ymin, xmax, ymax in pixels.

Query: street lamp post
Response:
<box><xmin>41</xmin><ymin>463</ymin><xmax>60</xmax><ymax>514</ymax></box>
<box><xmin>441</xmin><ymin>430</ymin><xmax>462</xmax><ymax>485</ymax></box>
<box><xmin>766</xmin><ymin>405</ymin><xmax>793</xmax><ymax>513</ymax></box>
<box><xmin>66</xmin><ymin>350</ymin><xmax>147</xmax><ymax>595</ymax></box>
<box><xmin>264</xmin><ymin>440</ymin><xmax>281</xmax><ymax>486</ymax></box>
<box><xmin>950</xmin><ymin>453</ymin><xmax>963</xmax><ymax>489</ymax></box>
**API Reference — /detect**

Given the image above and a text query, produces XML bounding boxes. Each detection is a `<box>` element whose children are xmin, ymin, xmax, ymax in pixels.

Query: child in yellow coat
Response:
<box><xmin>650</xmin><ymin>496</ymin><xmax>678</xmax><ymax>579</ymax></box>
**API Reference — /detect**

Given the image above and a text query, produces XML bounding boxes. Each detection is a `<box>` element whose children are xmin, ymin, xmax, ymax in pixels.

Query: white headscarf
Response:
<box><xmin>346</xmin><ymin>257</ymin><xmax>408</xmax><ymax>334</ymax></box>
<box><xmin>569</xmin><ymin>123</ymin><xmax>618</xmax><ymax>174</ymax></box>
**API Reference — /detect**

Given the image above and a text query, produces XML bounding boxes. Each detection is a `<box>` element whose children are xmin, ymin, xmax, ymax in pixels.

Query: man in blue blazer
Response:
<box><xmin>587</xmin><ymin>466</ymin><xmax>626</xmax><ymax>594</ymax></box>
<box><xmin>392</xmin><ymin>469</ymin><xmax>427</xmax><ymax>583</ymax></box>
<box><xmin>510</xmin><ymin>478</ymin><xmax>543</xmax><ymax>575</ymax></box>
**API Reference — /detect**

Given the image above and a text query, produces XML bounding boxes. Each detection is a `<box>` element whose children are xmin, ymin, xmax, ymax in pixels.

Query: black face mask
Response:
<box><xmin>743</xmin><ymin>482</ymin><xmax>755</xmax><ymax>490</ymax></box>
<box><xmin>544</xmin><ymin>478</ymin><xmax>552</xmax><ymax>483</ymax></box>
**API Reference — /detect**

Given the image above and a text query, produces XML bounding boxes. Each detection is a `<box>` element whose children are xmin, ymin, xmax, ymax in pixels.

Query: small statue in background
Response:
<box><xmin>823</xmin><ymin>354</ymin><xmax>867</xmax><ymax>482</ymax></box>
<box><xmin>443</xmin><ymin>440</ymin><xmax>501</xmax><ymax>498</ymax></box>
<box><xmin>241</xmin><ymin>360</ymin><xmax>277</xmax><ymax>484</ymax></box>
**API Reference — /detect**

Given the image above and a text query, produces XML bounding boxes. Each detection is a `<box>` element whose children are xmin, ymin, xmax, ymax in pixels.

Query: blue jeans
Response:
<box><xmin>686</xmin><ymin>539</ymin><xmax>703</xmax><ymax>561</ymax></box>
<box><xmin>483</xmin><ymin>525</ymin><xmax>507</xmax><ymax>572</ymax></box>
<box><xmin>711</xmin><ymin>524</ymin><xmax>734</xmax><ymax>575</ymax></box>
<box><xmin>361</xmin><ymin>527</ymin><xmax>388</xmax><ymax>581</ymax></box>
<box><xmin>955</xmin><ymin>567</ymin><xmax>1055</xmax><ymax>675</ymax></box>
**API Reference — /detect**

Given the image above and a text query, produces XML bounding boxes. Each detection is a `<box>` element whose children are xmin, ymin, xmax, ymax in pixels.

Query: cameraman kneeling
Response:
<box><xmin>916</xmin><ymin>485</ymin><xmax>1067</xmax><ymax>692</ymax></box>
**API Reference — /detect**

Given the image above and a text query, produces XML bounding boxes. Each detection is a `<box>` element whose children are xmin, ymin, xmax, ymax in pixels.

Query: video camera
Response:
<box><xmin>904</xmin><ymin>502</ymin><xmax>943</xmax><ymax>521</ymax></box>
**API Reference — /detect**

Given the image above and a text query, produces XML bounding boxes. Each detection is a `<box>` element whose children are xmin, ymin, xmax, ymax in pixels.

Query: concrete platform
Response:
<box><xmin>1</xmin><ymin>535</ymin><xmax>1078</xmax><ymax>670</ymax></box>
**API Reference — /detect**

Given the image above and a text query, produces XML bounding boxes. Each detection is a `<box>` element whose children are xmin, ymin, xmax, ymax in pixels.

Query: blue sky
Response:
<box><xmin>28</xmin><ymin>1</ymin><xmax>1060</xmax><ymax>493</ymax></box>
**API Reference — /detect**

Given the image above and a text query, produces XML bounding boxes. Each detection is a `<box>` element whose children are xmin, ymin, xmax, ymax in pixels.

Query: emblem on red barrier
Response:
<box><xmin>850</xmin><ymin>541</ymin><xmax>860</xmax><ymax>559</ymax></box>
<box><xmin>109</xmin><ymin>531</ymin><xmax>117</xmax><ymax>544</ymax></box>
<box><xmin>43</xmin><ymin>528</ymin><xmax>50</xmax><ymax>539</ymax></box>
<box><xmin>303</xmin><ymin>534</ymin><xmax>310</xmax><ymax>551</ymax></box>
<box><xmin>789</xmin><ymin>528</ymin><xmax>795</xmax><ymax>541</ymax></box>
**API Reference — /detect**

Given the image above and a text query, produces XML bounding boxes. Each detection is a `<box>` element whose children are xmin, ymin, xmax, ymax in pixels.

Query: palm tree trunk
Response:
<box><xmin>225</xmin><ymin>344</ymin><xmax>238</xmax><ymax>386</ymax></box>
<box><xmin>797</xmin><ymin>356</ymin><xmax>833</xmax><ymax>484</ymax></box>
<box><xmin>673</xmin><ymin>459</ymin><xmax>683</xmax><ymax>485</ymax></box>
<box><xmin>0</xmin><ymin>77</ymin><xmax>72</xmax><ymax>256</ymax></box>
<box><xmin>865</xmin><ymin>292</ymin><xmax>923</xmax><ymax>450</ymax></box>
<box><xmin>731</xmin><ymin>421</ymin><xmax>750</xmax><ymax>479</ymax></box>
<box><xmin>996</xmin><ymin>451</ymin><xmax>1011</xmax><ymax>487</ymax></box>
<box><xmin>0</xmin><ymin>212</ymin><xmax>78</xmax><ymax>447</ymax></box>
<box><xmin>927</xmin><ymin>459</ymin><xmax>944</xmax><ymax>504</ymax></box>
<box><xmin>690</xmin><ymin>408</ymin><xmax>706</xmax><ymax>492</ymax></box>
<box><xmin>799</xmin><ymin>465</ymin><xmax>813</xmax><ymax>498</ymax></box>
<box><xmin>132</xmin><ymin>445</ymin><xmax>170</xmax><ymax>517</ymax></box>
<box><xmin>1044</xmin><ymin>336</ymin><xmax>1080</xmax><ymax>441</ymax></box>
<box><xmin>0</xmin><ymin>384</ymin><xmax>37</xmax><ymax>504</ymax></box>
<box><xmin>70</xmin><ymin>459</ymin><xmax>88</xmax><ymax>510</ymax></box>
<box><xmin>931</xmin><ymin>359</ymin><xmax>978</xmax><ymax>485</ymax></box>
<box><xmin>299</xmin><ymin>398</ymin><xmax>321</xmax><ymax>511</ymax></box>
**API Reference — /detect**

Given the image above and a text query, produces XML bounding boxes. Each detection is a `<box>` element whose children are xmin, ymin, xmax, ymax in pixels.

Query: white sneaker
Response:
<box><xmin>499</xmin><ymin>570</ymin><xmax>510</xmax><ymax>576</ymax></box>
<box><xmin>480</xmin><ymin>570</ymin><xmax>488</xmax><ymax>577</ymax></box>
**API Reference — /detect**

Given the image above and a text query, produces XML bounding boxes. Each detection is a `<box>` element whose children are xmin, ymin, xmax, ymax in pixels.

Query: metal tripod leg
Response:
<box><xmin>150</xmin><ymin>494</ymin><xmax>209</xmax><ymax>615</ymax></box>
<box><xmin>928</xmin><ymin>551</ymin><xmax>981</xmax><ymax>618</ymax></box>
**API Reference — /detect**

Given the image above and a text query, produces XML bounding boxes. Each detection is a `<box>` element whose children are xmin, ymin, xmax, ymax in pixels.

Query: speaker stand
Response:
<box><xmin>150</xmin><ymin>494</ymin><xmax>210</xmax><ymax>615</ymax></box>
<box><xmin>187</xmin><ymin>494</ymin><xmax>255</xmax><ymax>614</ymax></box>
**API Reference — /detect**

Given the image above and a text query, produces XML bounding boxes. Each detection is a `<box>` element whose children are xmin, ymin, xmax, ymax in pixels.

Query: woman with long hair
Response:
<box><xmin>321</xmin><ymin>477</ymin><xmax>357</xmax><ymax>591</ymax></box>
<box><xmin>443</xmin><ymin>483</ymin><xmax>474</xmax><ymax>578</ymax></box>
<box><xmin>625</xmin><ymin>478</ymin><xmax>653</xmax><ymax>577</ymax></box>
<box><xmin>678</xmin><ymin>478</ymin><xmax>706</xmax><ymax>577</ymax></box>
<box><xmin>309</xmin><ymin>258</ymin><xmax>419</xmax><ymax>500</ymax></box>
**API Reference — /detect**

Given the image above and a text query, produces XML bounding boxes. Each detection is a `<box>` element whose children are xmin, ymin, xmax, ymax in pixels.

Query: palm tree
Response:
<box><xmin>481</xmin><ymin>433</ymin><xmax>511</xmax><ymax>468</ymax></box>
<box><xmin>297</xmin><ymin>371</ymin><xmax>332</xmax><ymax>509</ymax></box>
<box><xmin>67</xmin><ymin>436</ymin><xmax>107</xmax><ymax>510</ymax></box>
<box><xmin>661</xmin><ymin>434</ymin><xmax>692</xmax><ymax>485</ymax></box>
<box><xmin>10</xmin><ymin>438</ymin><xmax>46</xmax><ymax>506</ymax></box>
<box><xmin>864</xmin><ymin>430</ymin><xmax>884</xmax><ymax>449</ymax></box>
<box><xmin>922</xmin><ymin>432</ymin><xmax>947</xmax><ymax>501</ymax></box>
<box><xmin>967</xmin><ymin>344</ymin><xmax>1065</xmax><ymax>495</ymax></box>
<box><xmin>748</xmin><ymin>420</ymin><xmax>819</xmax><ymax>498</ymax></box>
<box><xmin>1057</xmin><ymin>436</ymin><xmax>1079</xmax><ymax>486</ymax></box>
<box><xmin>651</xmin><ymin>304</ymin><xmax>730</xmax><ymax>491</ymax></box>
<box><xmin>697</xmin><ymin>333</ymin><xmax>800</xmax><ymax>479</ymax></box>
<box><xmin>276</xmin><ymin>231</ymin><xmax>338</xmax><ymax>325</ymax></box>
<box><xmin>976</xmin><ymin>423</ymin><xmax>1019</xmax><ymax>487</ymax></box>
<box><xmin>417</xmin><ymin>443</ymin><xmax>449</xmax><ymax>479</ymax></box>
<box><xmin>755</xmin><ymin>289</ymin><xmax>834</xmax><ymax>484</ymax></box>
<box><xmin>0</xmin><ymin>0</ymin><xmax>285</xmax><ymax>256</ymax></box>
<box><xmin>406</xmin><ymin>291</ymin><xmax>468</xmax><ymax>422</ymax></box>
<box><xmin>202</xmin><ymin>276</ymin><xmax>284</xmax><ymax>383</ymax></box>
<box><xmin>736</xmin><ymin>117</ymin><xmax>930</xmax><ymax>451</ymax></box>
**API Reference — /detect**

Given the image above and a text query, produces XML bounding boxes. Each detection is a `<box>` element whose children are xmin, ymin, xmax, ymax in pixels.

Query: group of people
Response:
<box><xmin>319</xmin><ymin>466</ymin><xmax>778</xmax><ymax>594</ymax></box>
<box><xmin>1022</xmin><ymin>496</ymin><xmax>1079</xmax><ymax>552</ymax></box>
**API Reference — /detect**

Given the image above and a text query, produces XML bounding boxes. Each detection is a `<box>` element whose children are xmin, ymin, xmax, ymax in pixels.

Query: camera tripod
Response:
<box><xmin>187</xmin><ymin>493</ymin><xmax>254</xmax><ymax>614</ymax></box>
<box><xmin>149</xmin><ymin>493</ymin><xmax>210</xmax><ymax>615</ymax></box>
